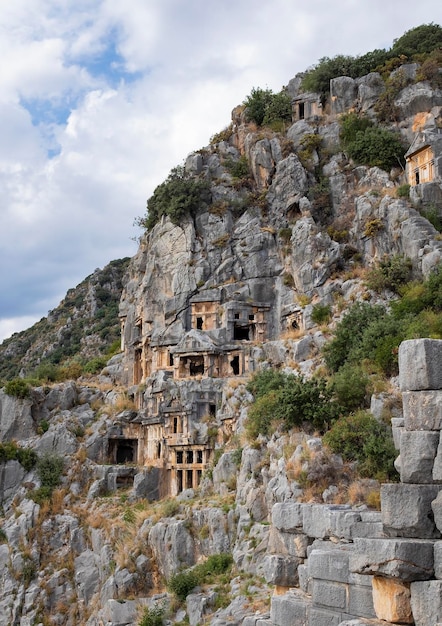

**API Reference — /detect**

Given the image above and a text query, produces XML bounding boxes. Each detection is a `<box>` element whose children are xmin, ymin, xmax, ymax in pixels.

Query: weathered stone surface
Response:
<box><xmin>0</xmin><ymin>461</ymin><xmax>26</xmax><ymax>504</ymax></box>
<box><xmin>148</xmin><ymin>519</ymin><xmax>195</xmax><ymax>579</ymax></box>
<box><xmin>187</xmin><ymin>591</ymin><xmax>217</xmax><ymax>626</ymax></box>
<box><xmin>381</xmin><ymin>483</ymin><xmax>441</xmax><ymax>538</ymax></box>
<box><xmin>434</xmin><ymin>541</ymin><xmax>442</xmax><ymax>579</ymax></box>
<box><xmin>391</xmin><ymin>417</ymin><xmax>404</xmax><ymax>451</ymax></box>
<box><xmin>0</xmin><ymin>391</ymin><xmax>35</xmax><ymax>440</ymax></box>
<box><xmin>399</xmin><ymin>339</ymin><xmax>442</xmax><ymax>391</ymax></box>
<box><xmin>372</xmin><ymin>576</ymin><xmax>413</xmax><ymax>623</ymax></box>
<box><xmin>272</xmin><ymin>502</ymin><xmax>303</xmax><ymax>532</ymax></box>
<box><xmin>410</xmin><ymin>580</ymin><xmax>442</xmax><ymax>626</ymax></box>
<box><xmin>268</xmin><ymin>525</ymin><xmax>309</xmax><ymax>558</ymax></box>
<box><xmin>263</xmin><ymin>554</ymin><xmax>301</xmax><ymax>586</ymax></box>
<box><xmin>270</xmin><ymin>589</ymin><xmax>311</xmax><ymax>626</ymax></box>
<box><xmin>351</xmin><ymin>537</ymin><xmax>435</xmax><ymax>581</ymax></box>
<box><xmin>312</xmin><ymin>579</ymin><xmax>347</xmax><ymax>610</ymax></box>
<box><xmin>347</xmin><ymin>584</ymin><xmax>376</xmax><ymax>619</ymax></box>
<box><xmin>433</xmin><ymin>435</ymin><xmax>442</xmax><ymax>483</ymax></box>
<box><xmin>308</xmin><ymin>547</ymin><xmax>353</xmax><ymax>583</ymax></box>
<box><xmin>403</xmin><ymin>390</ymin><xmax>442</xmax><ymax>430</ymax></box>
<box><xmin>399</xmin><ymin>430</ymin><xmax>439</xmax><ymax>483</ymax></box>
<box><xmin>74</xmin><ymin>550</ymin><xmax>100</xmax><ymax>604</ymax></box>
<box><xmin>303</xmin><ymin>504</ymin><xmax>360</xmax><ymax>540</ymax></box>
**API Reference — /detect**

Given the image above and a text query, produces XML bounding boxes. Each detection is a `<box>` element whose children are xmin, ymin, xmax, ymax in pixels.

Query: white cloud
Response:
<box><xmin>0</xmin><ymin>0</ymin><xmax>440</xmax><ymax>343</ymax></box>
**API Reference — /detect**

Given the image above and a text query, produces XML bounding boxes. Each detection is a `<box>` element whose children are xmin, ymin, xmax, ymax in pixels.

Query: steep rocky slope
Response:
<box><xmin>1</xmin><ymin>26</ymin><xmax>442</xmax><ymax>626</ymax></box>
<box><xmin>0</xmin><ymin>257</ymin><xmax>130</xmax><ymax>381</ymax></box>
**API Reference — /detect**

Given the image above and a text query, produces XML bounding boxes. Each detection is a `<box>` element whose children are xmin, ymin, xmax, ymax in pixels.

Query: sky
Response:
<box><xmin>0</xmin><ymin>0</ymin><xmax>440</xmax><ymax>343</ymax></box>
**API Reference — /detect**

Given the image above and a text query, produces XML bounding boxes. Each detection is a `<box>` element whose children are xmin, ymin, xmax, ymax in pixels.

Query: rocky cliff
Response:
<box><xmin>1</xmin><ymin>29</ymin><xmax>442</xmax><ymax>626</ymax></box>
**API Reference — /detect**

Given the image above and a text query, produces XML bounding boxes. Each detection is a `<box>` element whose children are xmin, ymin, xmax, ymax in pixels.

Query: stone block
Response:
<box><xmin>399</xmin><ymin>431</ymin><xmax>439</xmax><ymax>483</ymax></box>
<box><xmin>403</xmin><ymin>390</ymin><xmax>442</xmax><ymax>430</ymax></box>
<box><xmin>268</xmin><ymin>526</ymin><xmax>309</xmax><ymax>557</ymax></box>
<box><xmin>270</xmin><ymin>589</ymin><xmax>311</xmax><ymax>626</ymax></box>
<box><xmin>391</xmin><ymin>416</ymin><xmax>404</xmax><ymax>450</ymax></box>
<box><xmin>431</xmin><ymin>491</ymin><xmax>442</xmax><ymax>533</ymax></box>
<box><xmin>372</xmin><ymin>576</ymin><xmax>413</xmax><ymax>623</ymax></box>
<box><xmin>399</xmin><ymin>339</ymin><xmax>442</xmax><ymax>391</ymax></box>
<box><xmin>433</xmin><ymin>434</ymin><xmax>442</xmax><ymax>482</ymax></box>
<box><xmin>381</xmin><ymin>483</ymin><xmax>441</xmax><ymax>538</ymax></box>
<box><xmin>347</xmin><ymin>584</ymin><xmax>376</xmax><ymax>619</ymax></box>
<box><xmin>434</xmin><ymin>541</ymin><xmax>442</xmax><ymax>579</ymax></box>
<box><xmin>308</xmin><ymin>607</ymin><xmax>344</xmax><ymax>625</ymax></box>
<box><xmin>350</xmin><ymin>522</ymin><xmax>385</xmax><ymax>539</ymax></box>
<box><xmin>272</xmin><ymin>502</ymin><xmax>304</xmax><ymax>532</ymax></box>
<box><xmin>351</xmin><ymin>537</ymin><xmax>434</xmax><ymax>582</ymax></box>
<box><xmin>298</xmin><ymin>564</ymin><xmax>311</xmax><ymax>594</ymax></box>
<box><xmin>262</xmin><ymin>554</ymin><xmax>301</xmax><ymax>587</ymax></box>
<box><xmin>308</xmin><ymin>547</ymin><xmax>353</xmax><ymax>583</ymax></box>
<box><xmin>302</xmin><ymin>504</ymin><xmax>360</xmax><ymax>540</ymax></box>
<box><xmin>410</xmin><ymin>580</ymin><xmax>442</xmax><ymax>626</ymax></box>
<box><xmin>312</xmin><ymin>579</ymin><xmax>347</xmax><ymax>610</ymax></box>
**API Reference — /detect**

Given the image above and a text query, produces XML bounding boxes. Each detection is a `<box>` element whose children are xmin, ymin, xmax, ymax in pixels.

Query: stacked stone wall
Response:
<box><xmin>263</xmin><ymin>339</ymin><xmax>442</xmax><ymax>625</ymax></box>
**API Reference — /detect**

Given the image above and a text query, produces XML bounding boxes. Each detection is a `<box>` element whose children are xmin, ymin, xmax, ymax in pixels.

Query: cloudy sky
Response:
<box><xmin>0</xmin><ymin>0</ymin><xmax>439</xmax><ymax>342</ymax></box>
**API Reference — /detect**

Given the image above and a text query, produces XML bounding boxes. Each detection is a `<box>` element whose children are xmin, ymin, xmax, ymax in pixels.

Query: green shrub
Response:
<box><xmin>84</xmin><ymin>356</ymin><xmax>107</xmax><ymax>374</ymax></box>
<box><xmin>167</xmin><ymin>554</ymin><xmax>233</xmax><ymax>603</ymax></box>
<box><xmin>262</xmin><ymin>90</ymin><xmax>292</xmax><ymax>127</ymax></box>
<box><xmin>420</xmin><ymin>204</ymin><xmax>442</xmax><ymax>232</ymax></box>
<box><xmin>311</xmin><ymin>304</ymin><xmax>332</xmax><ymax>325</ymax></box>
<box><xmin>36</xmin><ymin>453</ymin><xmax>64</xmax><ymax>489</ymax></box>
<box><xmin>343</xmin><ymin>124</ymin><xmax>405</xmax><ymax>171</ymax></box>
<box><xmin>391</xmin><ymin>23</ymin><xmax>442</xmax><ymax>57</ymax></box>
<box><xmin>323</xmin><ymin>411</ymin><xmax>398</xmax><ymax>481</ymax></box>
<box><xmin>0</xmin><ymin>442</ymin><xmax>37</xmax><ymax>471</ymax></box>
<box><xmin>365</xmin><ymin>255</ymin><xmax>413</xmax><ymax>293</ymax></box>
<box><xmin>330</xmin><ymin>363</ymin><xmax>370</xmax><ymax>412</ymax></box>
<box><xmin>323</xmin><ymin>302</ymin><xmax>387</xmax><ymax>372</ymax></box>
<box><xmin>139</xmin><ymin>604</ymin><xmax>166</xmax><ymax>626</ymax></box>
<box><xmin>136</xmin><ymin>166</ymin><xmax>210</xmax><ymax>231</ymax></box>
<box><xmin>278</xmin><ymin>227</ymin><xmax>292</xmax><ymax>242</ymax></box>
<box><xmin>396</xmin><ymin>183</ymin><xmax>410</xmax><ymax>198</ymax></box>
<box><xmin>246</xmin><ymin>370</ymin><xmax>340</xmax><ymax>437</ymax></box>
<box><xmin>246</xmin><ymin>369</ymin><xmax>287</xmax><ymax>399</ymax></box>
<box><xmin>243</xmin><ymin>87</ymin><xmax>291</xmax><ymax>127</ymax></box>
<box><xmin>4</xmin><ymin>379</ymin><xmax>30</xmax><ymax>399</ymax></box>
<box><xmin>168</xmin><ymin>569</ymin><xmax>200</xmax><ymax>601</ymax></box>
<box><xmin>246</xmin><ymin>391</ymin><xmax>279</xmax><ymax>439</ymax></box>
<box><xmin>224</xmin><ymin>155</ymin><xmax>250</xmax><ymax>180</ymax></box>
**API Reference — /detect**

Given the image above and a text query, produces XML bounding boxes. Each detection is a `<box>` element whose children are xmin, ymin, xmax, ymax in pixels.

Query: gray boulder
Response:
<box><xmin>399</xmin><ymin>339</ymin><xmax>442</xmax><ymax>391</ymax></box>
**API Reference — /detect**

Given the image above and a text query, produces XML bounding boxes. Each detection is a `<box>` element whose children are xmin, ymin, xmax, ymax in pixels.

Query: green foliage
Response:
<box><xmin>262</xmin><ymin>90</ymin><xmax>292</xmax><ymax>127</ymax></box>
<box><xmin>420</xmin><ymin>204</ymin><xmax>442</xmax><ymax>232</ymax></box>
<box><xmin>340</xmin><ymin>114</ymin><xmax>405</xmax><ymax>171</ymax></box>
<box><xmin>391</xmin><ymin>23</ymin><xmax>442</xmax><ymax>57</ymax></box>
<box><xmin>0</xmin><ymin>528</ymin><xmax>7</xmax><ymax>543</ymax></box>
<box><xmin>139</xmin><ymin>604</ymin><xmax>166</xmax><ymax>626</ymax></box>
<box><xmin>396</xmin><ymin>183</ymin><xmax>410</xmax><ymax>198</ymax></box>
<box><xmin>137</xmin><ymin>166</ymin><xmax>210</xmax><ymax>231</ymax></box>
<box><xmin>324</xmin><ymin>265</ymin><xmax>442</xmax><ymax>377</ymax></box>
<box><xmin>246</xmin><ymin>369</ymin><xmax>340</xmax><ymax>438</ymax></box>
<box><xmin>246</xmin><ymin>368</ymin><xmax>287</xmax><ymax>399</ymax></box>
<box><xmin>36</xmin><ymin>453</ymin><xmax>64</xmax><ymax>489</ymax></box>
<box><xmin>311</xmin><ymin>304</ymin><xmax>332</xmax><ymax>325</ymax></box>
<box><xmin>0</xmin><ymin>442</ymin><xmax>38</xmax><ymax>471</ymax></box>
<box><xmin>330</xmin><ymin>363</ymin><xmax>370</xmax><ymax>412</ymax></box>
<box><xmin>323</xmin><ymin>302</ymin><xmax>387</xmax><ymax>373</ymax></box>
<box><xmin>301</xmin><ymin>50</ymin><xmax>389</xmax><ymax>98</ymax></box>
<box><xmin>224</xmin><ymin>155</ymin><xmax>250</xmax><ymax>180</ymax></box>
<box><xmin>243</xmin><ymin>87</ymin><xmax>292</xmax><ymax>127</ymax></box>
<box><xmin>278</xmin><ymin>227</ymin><xmax>292</xmax><ymax>242</ymax></box>
<box><xmin>4</xmin><ymin>378</ymin><xmax>30</xmax><ymax>399</ymax></box>
<box><xmin>167</xmin><ymin>554</ymin><xmax>233</xmax><ymax>603</ymax></box>
<box><xmin>323</xmin><ymin>411</ymin><xmax>398</xmax><ymax>481</ymax></box>
<box><xmin>365</xmin><ymin>255</ymin><xmax>413</xmax><ymax>293</ymax></box>
<box><xmin>168</xmin><ymin>569</ymin><xmax>200</xmax><ymax>601</ymax></box>
<box><xmin>83</xmin><ymin>356</ymin><xmax>107</xmax><ymax>374</ymax></box>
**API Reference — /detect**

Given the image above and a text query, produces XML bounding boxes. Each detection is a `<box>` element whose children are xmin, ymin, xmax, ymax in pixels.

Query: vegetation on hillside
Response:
<box><xmin>0</xmin><ymin>257</ymin><xmax>130</xmax><ymax>381</ymax></box>
<box><xmin>137</xmin><ymin>166</ymin><xmax>211</xmax><ymax>231</ymax></box>
<box><xmin>301</xmin><ymin>23</ymin><xmax>442</xmax><ymax>98</ymax></box>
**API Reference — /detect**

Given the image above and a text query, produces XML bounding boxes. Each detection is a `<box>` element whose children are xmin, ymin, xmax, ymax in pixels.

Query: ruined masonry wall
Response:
<box><xmin>261</xmin><ymin>339</ymin><xmax>442</xmax><ymax>626</ymax></box>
